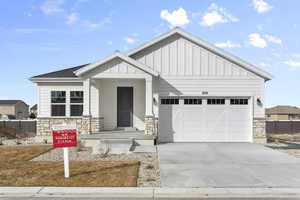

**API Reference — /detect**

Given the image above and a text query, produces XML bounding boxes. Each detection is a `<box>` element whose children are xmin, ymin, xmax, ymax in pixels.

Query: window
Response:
<box><xmin>51</xmin><ymin>91</ymin><xmax>66</xmax><ymax>116</ymax></box>
<box><xmin>230</xmin><ymin>99</ymin><xmax>248</xmax><ymax>105</ymax></box>
<box><xmin>184</xmin><ymin>98</ymin><xmax>202</xmax><ymax>105</ymax></box>
<box><xmin>161</xmin><ymin>98</ymin><xmax>179</xmax><ymax>105</ymax></box>
<box><xmin>207</xmin><ymin>99</ymin><xmax>225</xmax><ymax>105</ymax></box>
<box><xmin>70</xmin><ymin>91</ymin><xmax>83</xmax><ymax>116</ymax></box>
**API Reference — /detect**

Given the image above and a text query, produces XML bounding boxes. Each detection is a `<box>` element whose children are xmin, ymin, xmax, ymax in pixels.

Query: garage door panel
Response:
<box><xmin>159</xmin><ymin>97</ymin><xmax>251</xmax><ymax>142</ymax></box>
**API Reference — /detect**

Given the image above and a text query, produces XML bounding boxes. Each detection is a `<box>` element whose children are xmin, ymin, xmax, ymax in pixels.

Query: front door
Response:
<box><xmin>117</xmin><ymin>87</ymin><xmax>133</xmax><ymax>127</ymax></box>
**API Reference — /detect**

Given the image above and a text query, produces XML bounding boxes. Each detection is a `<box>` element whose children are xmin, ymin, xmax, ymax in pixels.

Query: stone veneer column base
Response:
<box><xmin>253</xmin><ymin>118</ymin><xmax>266</xmax><ymax>144</ymax></box>
<box><xmin>91</xmin><ymin>117</ymin><xmax>104</xmax><ymax>132</ymax></box>
<box><xmin>36</xmin><ymin>116</ymin><xmax>97</xmax><ymax>143</ymax></box>
<box><xmin>145</xmin><ymin>115</ymin><xmax>155</xmax><ymax>135</ymax></box>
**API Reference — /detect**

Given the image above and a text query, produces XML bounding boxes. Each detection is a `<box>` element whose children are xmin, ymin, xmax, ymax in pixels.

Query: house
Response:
<box><xmin>0</xmin><ymin>100</ymin><xmax>29</xmax><ymax>119</ymax></box>
<box><xmin>266</xmin><ymin>106</ymin><xmax>300</xmax><ymax>120</ymax></box>
<box><xmin>30</xmin><ymin>28</ymin><xmax>272</xmax><ymax>144</ymax></box>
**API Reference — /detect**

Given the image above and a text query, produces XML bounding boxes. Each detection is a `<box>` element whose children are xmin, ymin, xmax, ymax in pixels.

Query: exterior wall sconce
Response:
<box><xmin>257</xmin><ymin>97</ymin><xmax>263</xmax><ymax>106</ymax></box>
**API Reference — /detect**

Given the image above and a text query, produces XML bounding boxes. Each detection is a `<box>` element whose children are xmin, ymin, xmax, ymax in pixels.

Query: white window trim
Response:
<box><xmin>50</xmin><ymin>90</ymin><xmax>84</xmax><ymax>117</ymax></box>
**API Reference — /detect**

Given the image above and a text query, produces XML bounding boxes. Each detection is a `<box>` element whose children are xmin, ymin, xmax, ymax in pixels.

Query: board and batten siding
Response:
<box><xmin>131</xmin><ymin>34</ymin><xmax>265</xmax><ymax>118</ymax></box>
<box><xmin>37</xmin><ymin>82</ymin><xmax>83</xmax><ymax>117</ymax></box>
<box><xmin>86</xmin><ymin>58</ymin><xmax>146</xmax><ymax>78</ymax></box>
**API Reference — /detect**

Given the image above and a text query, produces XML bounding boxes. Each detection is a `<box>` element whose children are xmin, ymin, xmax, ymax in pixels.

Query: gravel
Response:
<box><xmin>0</xmin><ymin>137</ymin><xmax>41</xmax><ymax>146</ymax></box>
<box><xmin>31</xmin><ymin>146</ymin><xmax>160</xmax><ymax>187</ymax></box>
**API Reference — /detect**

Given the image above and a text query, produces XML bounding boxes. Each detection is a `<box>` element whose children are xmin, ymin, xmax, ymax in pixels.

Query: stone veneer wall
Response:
<box><xmin>144</xmin><ymin>115</ymin><xmax>155</xmax><ymax>135</ymax></box>
<box><xmin>37</xmin><ymin>116</ymin><xmax>104</xmax><ymax>136</ymax></box>
<box><xmin>253</xmin><ymin>118</ymin><xmax>266</xmax><ymax>144</ymax></box>
<box><xmin>91</xmin><ymin>117</ymin><xmax>104</xmax><ymax>133</ymax></box>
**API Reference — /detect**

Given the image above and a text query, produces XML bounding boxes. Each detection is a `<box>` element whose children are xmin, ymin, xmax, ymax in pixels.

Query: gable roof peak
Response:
<box><xmin>75</xmin><ymin>52</ymin><xmax>159</xmax><ymax>77</ymax></box>
<box><xmin>126</xmin><ymin>28</ymin><xmax>272</xmax><ymax>81</ymax></box>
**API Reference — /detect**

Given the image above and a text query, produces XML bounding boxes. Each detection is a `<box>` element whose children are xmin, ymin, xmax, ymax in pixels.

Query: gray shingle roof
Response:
<box><xmin>266</xmin><ymin>106</ymin><xmax>300</xmax><ymax>115</ymax></box>
<box><xmin>31</xmin><ymin>64</ymin><xmax>88</xmax><ymax>78</ymax></box>
<box><xmin>0</xmin><ymin>100</ymin><xmax>27</xmax><ymax>106</ymax></box>
<box><xmin>31</xmin><ymin>104</ymin><xmax>37</xmax><ymax>110</ymax></box>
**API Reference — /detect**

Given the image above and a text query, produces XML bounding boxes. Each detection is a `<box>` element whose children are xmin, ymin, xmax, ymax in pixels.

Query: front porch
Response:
<box><xmin>80</xmin><ymin>130</ymin><xmax>156</xmax><ymax>147</ymax></box>
<box><xmin>80</xmin><ymin>52</ymin><xmax>159</xmax><ymax>139</ymax></box>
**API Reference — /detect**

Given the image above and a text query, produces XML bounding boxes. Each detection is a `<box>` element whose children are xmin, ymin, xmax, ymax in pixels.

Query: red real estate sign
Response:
<box><xmin>52</xmin><ymin>129</ymin><xmax>77</xmax><ymax>148</ymax></box>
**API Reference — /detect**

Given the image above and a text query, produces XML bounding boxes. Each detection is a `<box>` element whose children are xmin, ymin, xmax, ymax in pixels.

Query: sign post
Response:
<box><xmin>63</xmin><ymin>147</ymin><xmax>70</xmax><ymax>178</ymax></box>
<box><xmin>52</xmin><ymin>126</ymin><xmax>77</xmax><ymax>178</ymax></box>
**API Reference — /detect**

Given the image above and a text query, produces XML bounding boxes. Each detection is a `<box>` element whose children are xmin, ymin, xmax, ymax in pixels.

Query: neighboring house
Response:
<box><xmin>30</xmin><ymin>104</ymin><xmax>38</xmax><ymax>117</ymax></box>
<box><xmin>30</xmin><ymin>28</ymin><xmax>272</xmax><ymax>144</ymax></box>
<box><xmin>0</xmin><ymin>100</ymin><xmax>29</xmax><ymax>119</ymax></box>
<box><xmin>266</xmin><ymin>106</ymin><xmax>300</xmax><ymax>120</ymax></box>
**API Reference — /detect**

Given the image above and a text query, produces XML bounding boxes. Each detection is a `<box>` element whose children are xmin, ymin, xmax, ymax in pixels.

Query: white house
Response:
<box><xmin>30</xmin><ymin>28</ymin><xmax>272</xmax><ymax>144</ymax></box>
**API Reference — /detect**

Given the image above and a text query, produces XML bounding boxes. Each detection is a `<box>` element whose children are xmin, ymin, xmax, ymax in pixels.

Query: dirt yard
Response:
<box><xmin>0</xmin><ymin>145</ymin><xmax>140</xmax><ymax>187</ymax></box>
<box><xmin>266</xmin><ymin>133</ymin><xmax>300</xmax><ymax>158</ymax></box>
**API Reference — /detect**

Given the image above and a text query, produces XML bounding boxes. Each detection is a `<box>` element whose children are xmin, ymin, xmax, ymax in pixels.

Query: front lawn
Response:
<box><xmin>0</xmin><ymin>145</ymin><xmax>139</xmax><ymax>186</ymax></box>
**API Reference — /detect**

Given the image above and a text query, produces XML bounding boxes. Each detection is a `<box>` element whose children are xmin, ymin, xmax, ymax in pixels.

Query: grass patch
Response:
<box><xmin>0</xmin><ymin>145</ymin><xmax>140</xmax><ymax>187</ymax></box>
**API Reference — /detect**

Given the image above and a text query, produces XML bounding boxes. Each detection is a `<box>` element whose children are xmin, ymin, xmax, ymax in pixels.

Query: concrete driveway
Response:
<box><xmin>158</xmin><ymin>143</ymin><xmax>300</xmax><ymax>188</ymax></box>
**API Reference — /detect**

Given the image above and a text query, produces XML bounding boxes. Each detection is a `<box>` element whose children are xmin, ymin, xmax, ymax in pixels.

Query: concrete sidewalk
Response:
<box><xmin>0</xmin><ymin>187</ymin><xmax>300</xmax><ymax>198</ymax></box>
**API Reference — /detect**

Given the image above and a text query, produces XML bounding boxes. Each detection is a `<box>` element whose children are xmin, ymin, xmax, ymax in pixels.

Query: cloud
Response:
<box><xmin>283</xmin><ymin>61</ymin><xmax>300</xmax><ymax>69</ymax></box>
<box><xmin>200</xmin><ymin>3</ymin><xmax>239</xmax><ymax>27</ymax></box>
<box><xmin>248</xmin><ymin>33</ymin><xmax>267</xmax><ymax>48</ymax></box>
<box><xmin>258</xmin><ymin>62</ymin><xmax>271</xmax><ymax>67</ymax></box>
<box><xmin>264</xmin><ymin>34</ymin><xmax>282</xmax><ymax>45</ymax></box>
<box><xmin>40</xmin><ymin>0</ymin><xmax>64</xmax><ymax>15</ymax></box>
<box><xmin>66</xmin><ymin>13</ymin><xmax>79</xmax><ymax>25</ymax></box>
<box><xmin>160</xmin><ymin>8</ymin><xmax>190</xmax><ymax>27</ymax></box>
<box><xmin>252</xmin><ymin>0</ymin><xmax>272</xmax><ymax>14</ymax></box>
<box><xmin>215</xmin><ymin>40</ymin><xmax>241</xmax><ymax>48</ymax></box>
<box><xmin>124</xmin><ymin>37</ymin><xmax>136</xmax><ymax>44</ymax></box>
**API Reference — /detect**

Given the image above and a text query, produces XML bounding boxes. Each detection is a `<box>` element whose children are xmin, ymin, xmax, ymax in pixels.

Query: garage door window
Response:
<box><xmin>161</xmin><ymin>98</ymin><xmax>179</xmax><ymax>105</ymax></box>
<box><xmin>207</xmin><ymin>99</ymin><xmax>225</xmax><ymax>105</ymax></box>
<box><xmin>184</xmin><ymin>99</ymin><xmax>202</xmax><ymax>105</ymax></box>
<box><xmin>230</xmin><ymin>99</ymin><xmax>248</xmax><ymax>105</ymax></box>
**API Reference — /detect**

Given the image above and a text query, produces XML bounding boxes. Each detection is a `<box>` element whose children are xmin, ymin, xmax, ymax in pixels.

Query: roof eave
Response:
<box><xmin>29</xmin><ymin>77</ymin><xmax>82</xmax><ymax>83</ymax></box>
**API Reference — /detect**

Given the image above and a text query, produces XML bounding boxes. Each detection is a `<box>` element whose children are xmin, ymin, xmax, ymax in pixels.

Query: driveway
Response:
<box><xmin>158</xmin><ymin>143</ymin><xmax>300</xmax><ymax>188</ymax></box>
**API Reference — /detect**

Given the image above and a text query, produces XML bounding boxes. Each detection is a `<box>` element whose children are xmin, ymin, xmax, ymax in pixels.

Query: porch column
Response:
<box><xmin>82</xmin><ymin>78</ymin><xmax>91</xmax><ymax>134</ymax></box>
<box><xmin>145</xmin><ymin>76</ymin><xmax>155</xmax><ymax>135</ymax></box>
<box><xmin>83</xmin><ymin>78</ymin><xmax>91</xmax><ymax>116</ymax></box>
<box><xmin>145</xmin><ymin>76</ymin><xmax>153</xmax><ymax>116</ymax></box>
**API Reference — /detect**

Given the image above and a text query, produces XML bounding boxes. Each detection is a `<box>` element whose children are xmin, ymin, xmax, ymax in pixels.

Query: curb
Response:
<box><xmin>0</xmin><ymin>187</ymin><xmax>300</xmax><ymax>198</ymax></box>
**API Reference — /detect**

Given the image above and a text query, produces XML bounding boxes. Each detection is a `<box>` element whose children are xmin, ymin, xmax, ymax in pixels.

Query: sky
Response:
<box><xmin>0</xmin><ymin>0</ymin><xmax>299</xmax><ymax>108</ymax></box>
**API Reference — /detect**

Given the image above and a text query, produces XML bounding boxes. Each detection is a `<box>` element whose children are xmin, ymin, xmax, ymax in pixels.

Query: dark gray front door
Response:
<box><xmin>117</xmin><ymin>87</ymin><xmax>133</xmax><ymax>127</ymax></box>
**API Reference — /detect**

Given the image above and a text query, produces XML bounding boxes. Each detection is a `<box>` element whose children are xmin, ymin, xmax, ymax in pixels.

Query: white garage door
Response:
<box><xmin>159</xmin><ymin>97</ymin><xmax>252</xmax><ymax>142</ymax></box>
